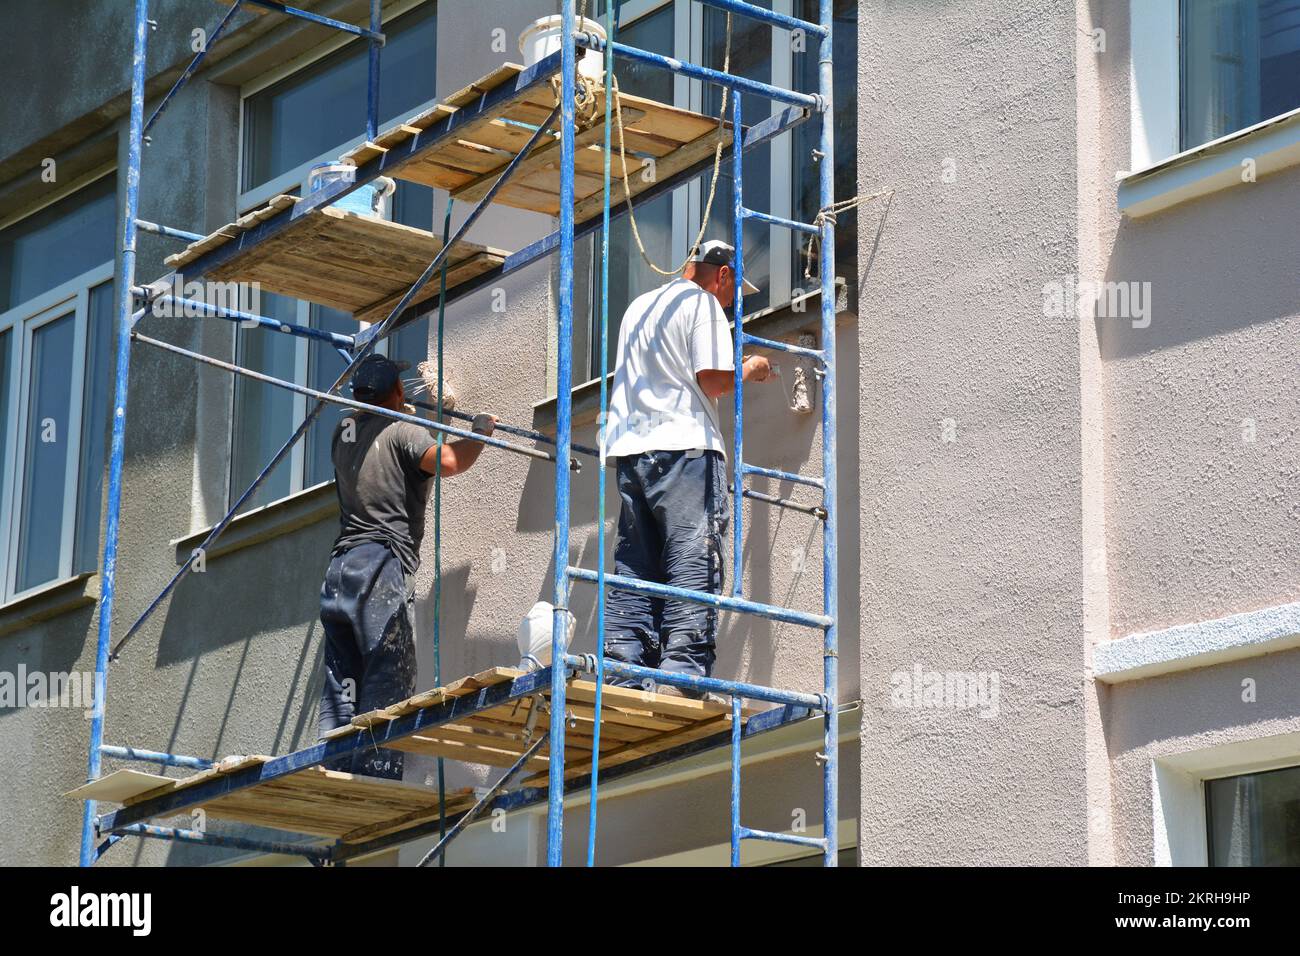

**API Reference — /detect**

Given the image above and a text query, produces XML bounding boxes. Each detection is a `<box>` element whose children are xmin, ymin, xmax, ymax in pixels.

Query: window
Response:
<box><xmin>0</xmin><ymin>173</ymin><xmax>116</xmax><ymax>601</ymax></box>
<box><xmin>584</xmin><ymin>0</ymin><xmax>857</xmax><ymax>380</ymax></box>
<box><xmin>1182</xmin><ymin>0</ymin><xmax>1300</xmax><ymax>150</ymax></box>
<box><xmin>1206</xmin><ymin>764</ymin><xmax>1300</xmax><ymax>865</ymax></box>
<box><xmin>230</xmin><ymin>3</ymin><xmax>437</xmax><ymax>511</ymax></box>
<box><xmin>241</xmin><ymin>0</ymin><xmax>438</xmax><ymax>204</ymax></box>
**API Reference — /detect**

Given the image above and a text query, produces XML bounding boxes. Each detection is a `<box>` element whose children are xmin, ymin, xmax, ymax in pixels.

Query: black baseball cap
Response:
<box><xmin>350</xmin><ymin>354</ymin><xmax>410</xmax><ymax>399</ymax></box>
<box><xmin>689</xmin><ymin>239</ymin><xmax>760</xmax><ymax>294</ymax></box>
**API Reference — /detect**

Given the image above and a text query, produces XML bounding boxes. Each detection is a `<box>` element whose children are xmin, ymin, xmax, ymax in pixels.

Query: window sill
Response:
<box><xmin>1119</xmin><ymin>105</ymin><xmax>1300</xmax><ymax>218</ymax></box>
<box><xmin>532</xmin><ymin>279</ymin><xmax>851</xmax><ymax>434</ymax></box>
<box><xmin>1093</xmin><ymin>600</ymin><xmax>1300</xmax><ymax>684</ymax></box>
<box><xmin>0</xmin><ymin>572</ymin><xmax>100</xmax><ymax>638</ymax></box>
<box><xmin>171</xmin><ymin>481</ymin><xmax>339</xmax><ymax>566</ymax></box>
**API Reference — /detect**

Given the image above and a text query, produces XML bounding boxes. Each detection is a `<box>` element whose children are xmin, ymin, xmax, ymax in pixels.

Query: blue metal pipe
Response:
<box><xmin>737</xmin><ymin>827</ymin><xmax>827</xmax><ymax>850</ymax></box>
<box><xmin>100</xmin><ymin>745</ymin><xmax>214</xmax><ymax>771</ymax></box>
<box><xmin>132</xmin><ymin>332</ymin><xmax>572</xmax><ymax>466</ymax></box>
<box><xmin>570</xmin><ymin>655</ymin><xmax>824</xmax><ymax>709</ymax></box>
<box><xmin>133</xmin><ymin>219</ymin><xmax>206</xmax><ymax>243</ymax></box>
<box><xmin>365</xmin><ymin>0</ymin><xmax>381</xmax><ymax>140</ymax></box>
<box><xmin>240</xmin><ymin>0</ymin><xmax>384</xmax><ymax>39</ymax></box>
<box><xmin>411</xmin><ymin>403</ymin><xmax>602</xmax><ymax>460</ymax></box>
<box><xmin>81</xmin><ymin>0</ymin><xmax>150</xmax><ymax>869</ymax></box>
<box><xmin>741</xmin><ymin>207</ymin><xmax>818</xmax><ymax>235</ymax></box>
<box><xmin>738</xmin><ymin>487</ymin><xmax>826</xmax><ymax>520</ymax></box>
<box><xmin>741</xmin><ymin>462</ymin><xmax>823</xmax><ymax>489</ymax></box>
<box><xmin>118</xmin><ymin>823</ymin><xmax>332</xmax><ymax>862</ymax></box>
<box><xmin>731</xmin><ymin>90</ymin><xmax>745</xmax><ymax>599</ymax></box>
<box><xmin>115</xmin><ymin>105</ymin><xmax>562</xmax><ymax>659</ymax></box>
<box><xmin>730</xmin><ymin>695</ymin><xmax>742</xmax><ymax>866</ymax></box>
<box><xmin>142</xmin><ymin>294</ymin><xmax>357</xmax><ymax>348</ymax></box>
<box><xmin>144</xmin><ymin>0</ymin><xmax>244</xmax><ymax>135</ymax></box>
<box><xmin>741</xmin><ymin>331</ymin><xmax>824</xmax><ymax>362</ymax></box>
<box><xmin>696</xmin><ymin>0</ymin><xmax>827</xmax><ymax>37</ymax></box>
<box><xmin>546</xmin><ymin>0</ymin><xmax>578</xmax><ymax>869</ymax></box>
<box><xmin>817</xmin><ymin>0</ymin><xmax>840</xmax><ymax>868</ymax></box>
<box><xmin>568</xmin><ymin>567</ymin><xmax>832</xmax><ymax>630</ymax></box>
<box><xmin>578</xmin><ymin>35</ymin><xmax>821</xmax><ymax>109</ymax></box>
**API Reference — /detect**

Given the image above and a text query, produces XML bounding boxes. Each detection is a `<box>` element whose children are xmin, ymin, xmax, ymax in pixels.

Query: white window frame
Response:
<box><xmin>0</xmin><ymin>259</ymin><xmax>114</xmax><ymax>604</ymax></box>
<box><xmin>236</xmin><ymin>0</ymin><xmax>437</xmax><ymax>211</ymax></box>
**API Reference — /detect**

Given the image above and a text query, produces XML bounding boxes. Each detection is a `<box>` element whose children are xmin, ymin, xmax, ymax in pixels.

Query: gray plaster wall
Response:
<box><xmin>856</xmin><ymin>0</ymin><xmax>1089</xmax><ymax>864</ymax></box>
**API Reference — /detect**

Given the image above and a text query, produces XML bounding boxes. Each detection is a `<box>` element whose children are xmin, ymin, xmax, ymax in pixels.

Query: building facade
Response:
<box><xmin>0</xmin><ymin>0</ymin><xmax>1295</xmax><ymax>866</ymax></box>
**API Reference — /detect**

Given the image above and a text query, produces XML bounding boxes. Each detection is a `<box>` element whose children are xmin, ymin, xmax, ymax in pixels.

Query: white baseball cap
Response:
<box><xmin>689</xmin><ymin>239</ymin><xmax>761</xmax><ymax>294</ymax></box>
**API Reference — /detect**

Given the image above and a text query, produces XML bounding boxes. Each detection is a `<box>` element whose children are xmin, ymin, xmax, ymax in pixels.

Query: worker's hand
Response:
<box><xmin>471</xmin><ymin>413</ymin><xmax>498</xmax><ymax>437</ymax></box>
<box><xmin>742</xmin><ymin>355</ymin><xmax>773</xmax><ymax>383</ymax></box>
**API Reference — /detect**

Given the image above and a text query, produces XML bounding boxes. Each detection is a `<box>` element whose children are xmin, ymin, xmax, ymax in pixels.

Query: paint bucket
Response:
<box><xmin>518</xmin><ymin>15</ymin><xmax>607</xmax><ymax>81</ymax></box>
<box><xmin>308</xmin><ymin>163</ymin><xmax>396</xmax><ymax>219</ymax></box>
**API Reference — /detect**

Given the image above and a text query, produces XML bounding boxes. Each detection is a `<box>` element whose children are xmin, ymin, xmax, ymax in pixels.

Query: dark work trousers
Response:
<box><xmin>604</xmin><ymin>449</ymin><xmax>729</xmax><ymax>693</ymax></box>
<box><xmin>318</xmin><ymin>541</ymin><xmax>417</xmax><ymax>779</ymax></box>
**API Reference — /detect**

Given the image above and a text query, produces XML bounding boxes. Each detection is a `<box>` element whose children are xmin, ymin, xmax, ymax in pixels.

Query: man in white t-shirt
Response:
<box><xmin>602</xmin><ymin>240</ymin><xmax>772</xmax><ymax>698</ymax></box>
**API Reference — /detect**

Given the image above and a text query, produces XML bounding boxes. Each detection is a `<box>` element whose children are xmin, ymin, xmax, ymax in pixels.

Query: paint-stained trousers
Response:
<box><xmin>318</xmin><ymin>541</ymin><xmax>417</xmax><ymax>780</ymax></box>
<box><xmin>604</xmin><ymin>449</ymin><xmax>728</xmax><ymax>693</ymax></box>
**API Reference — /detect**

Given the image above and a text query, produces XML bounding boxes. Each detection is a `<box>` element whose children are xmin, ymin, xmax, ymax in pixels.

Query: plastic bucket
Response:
<box><xmin>518</xmin><ymin>15</ymin><xmax>607</xmax><ymax>81</ymax></box>
<box><xmin>308</xmin><ymin>163</ymin><xmax>396</xmax><ymax>219</ymax></box>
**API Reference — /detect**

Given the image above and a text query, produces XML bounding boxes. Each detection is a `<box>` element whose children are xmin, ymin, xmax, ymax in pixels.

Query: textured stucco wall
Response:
<box><xmin>1081</xmin><ymin>0</ymin><xmax>1300</xmax><ymax>866</ymax></box>
<box><xmin>856</xmin><ymin>0</ymin><xmax>1089</xmax><ymax>864</ymax></box>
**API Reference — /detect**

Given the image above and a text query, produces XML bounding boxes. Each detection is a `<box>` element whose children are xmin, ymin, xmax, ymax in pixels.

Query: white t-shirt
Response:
<box><xmin>604</xmin><ymin>278</ymin><xmax>735</xmax><ymax>459</ymax></box>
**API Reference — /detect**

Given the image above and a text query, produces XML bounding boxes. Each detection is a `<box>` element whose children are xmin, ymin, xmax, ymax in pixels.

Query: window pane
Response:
<box><xmin>591</xmin><ymin>4</ymin><xmax>677</xmax><ymax>376</ymax></box>
<box><xmin>74</xmin><ymin>281</ymin><xmax>115</xmax><ymax>574</ymax></box>
<box><xmin>1182</xmin><ymin>0</ymin><xmax>1300</xmax><ymax>150</ymax></box>
<box><xmin>795</xmin><ymin>0</ymin><xmax>857</xmax><ymax>291</ymax></box>
<box><xmin>243</xmin><ymin>3</ymin><xmax>438</xmax><ymax>190</ymax></box>
<box><xmin>305</xmin><ymin>305</ymin><xmax>357</xmax><ymax>488</ymax></box>
<box><xmin>17</xmin><ymin>312</ymin><xmax>75</xmax><ymax>591</ymax></box>
<box><xmin>700</xmin><ymin>2</ymin><xmax>772</xmax><ymax>313</ymax></box>
<box><xmin>0</xmin><ymin>174</ymin><xmax>116</xmax><ymax>311</ymax></box>
<box><xmin>0</xmin><ymin>329</ymin><xmax>12</xmax><ymax>557</ymax></box>
<box><xmin>1207</xmin><ymin>764</ymin><xmax>1300</xmax><ymax>865</ymax></box>
<box><xmin>231</xmin><ymin>294</ymin><xmax>298</xmax><ymax>510</ymax></box>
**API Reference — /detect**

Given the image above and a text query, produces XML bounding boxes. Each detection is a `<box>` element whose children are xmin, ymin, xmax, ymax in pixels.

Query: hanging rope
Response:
<box><xmin>801</xmin><ymin>187</ymin><xmax>894</xmax><ymax>281</ymax></box>
<box><xmin>610</xmin><ymin>12</ymin><xmax>733</xmax><ymax>276</ymax></box>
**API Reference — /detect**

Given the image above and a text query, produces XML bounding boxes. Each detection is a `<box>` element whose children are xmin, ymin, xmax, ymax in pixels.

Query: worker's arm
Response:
<box><xmin>696</xmin><ymin>355</ymin><xmax>773</xmax><ymax>400</ymax></box>
<box><xmin>419</xmin><ymin>415</ymin><xmax>497</xmax><ymax>477</ymax></box>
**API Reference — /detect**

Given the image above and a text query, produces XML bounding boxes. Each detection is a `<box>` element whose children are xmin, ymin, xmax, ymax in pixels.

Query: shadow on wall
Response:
<box><xmin>1100</xmin><ymin>165</ymin><xmax>1300</xmax><ymax>361</ymax></box>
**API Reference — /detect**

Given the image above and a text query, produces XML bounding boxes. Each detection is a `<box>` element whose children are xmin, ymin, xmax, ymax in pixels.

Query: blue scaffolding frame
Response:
<box><xmin>80</xmin><ymin>0</ymin><xmax>841</xmax><ymax>867</ymax></box>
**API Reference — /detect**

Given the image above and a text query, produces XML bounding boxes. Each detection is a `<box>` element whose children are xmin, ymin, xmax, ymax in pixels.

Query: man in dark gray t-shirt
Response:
<box><xmin>318</xmin><ymin>354</ymin><xmax>495</xmax><ymax>779</ymax></box>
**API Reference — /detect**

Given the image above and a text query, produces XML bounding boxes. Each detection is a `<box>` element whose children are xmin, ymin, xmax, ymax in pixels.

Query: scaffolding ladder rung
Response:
<box><xmin>741</xmin><ymin>331</ymin><xmax>823</xmax><ymax>362</ymax></box>
<box><xmin>695</xmin><ymin>0</ymin><xmax>828</xmax><ymax>37</ymax></box>
<box><xmin>741</xmin><ymin>207</ymin><xmax>819</xmax><ymax>235</ymax></box>
<box><xmin>737</xmin><ymin>827</ymin><xmax>828</xmax><ymax>850</ymax></box>
<box><xmin>741</xmin><ymin>463</ymin><xmax>824</xmax><ymax>490</ymax></box>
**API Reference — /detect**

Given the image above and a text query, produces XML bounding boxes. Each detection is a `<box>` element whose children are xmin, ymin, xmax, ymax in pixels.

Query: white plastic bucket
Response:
<box><xmin>308</xmin><ymin>163</ymin><xmax>396</xmax><ymax>219</ymax></box>
<box><xmin>518</xmin><ymin>15</ymin><xmax>607</xmax><ymax>81</ymax></box>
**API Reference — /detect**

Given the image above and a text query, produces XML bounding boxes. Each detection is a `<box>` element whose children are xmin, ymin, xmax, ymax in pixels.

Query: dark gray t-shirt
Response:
<box><xmin>330</xmin><ymin>412</ymin><xmax>436</xmax><ymax>575</ymax></box>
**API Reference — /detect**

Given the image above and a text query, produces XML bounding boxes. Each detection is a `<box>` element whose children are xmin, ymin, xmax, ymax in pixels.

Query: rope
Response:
<box><xmin>802</xmin><ymin>187</ymin><xmax>894</xmax><ymax>281</ymax></box>
<box><xmin>610</xmin><ymin>13</ymin><xmax>733</xmax><ymax>276</ymax></box>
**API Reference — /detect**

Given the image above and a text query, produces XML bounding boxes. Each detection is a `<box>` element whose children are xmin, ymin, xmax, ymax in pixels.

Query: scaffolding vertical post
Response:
<box><xmin>80</xmin><ymin>0</ymin><xmax>151</xmax><ymax>867</ymax></box>
<box><xmin>365</xmin><ymin>0</ymin><xmax>381</xmax><ymax>140</ymax></box>
<box><xmin>547</xmin><ymin>0</ymin><xmax>578</xmax><ymax>868</ymax></box>
<box><xmin>730</xmin><ymin>90</ymin><xmax>745</xmax><ymax>598</ymax></box>
<box><xmin>817</xmin><ymin>0</ymin><xmax>839</xmax><ymax>867</ymax></box>
<box><xmin>730</xmin><ymin>694</ymin><xmax>742</xmax><ymax>866</ymax></box>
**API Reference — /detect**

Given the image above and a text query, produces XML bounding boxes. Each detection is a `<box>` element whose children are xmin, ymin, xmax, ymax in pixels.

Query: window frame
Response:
<box><xmin>236</xmin><ymin>0</ymin><xmax>438</xmax><ymax>211</ymax></box>
<box><xmin>0</xmin><ymin>259</ymin><xmax>114</xmax><ymax>604</ymax></box>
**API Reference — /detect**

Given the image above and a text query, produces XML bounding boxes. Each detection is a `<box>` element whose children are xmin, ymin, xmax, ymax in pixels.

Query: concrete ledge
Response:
<box><xmin>172</xmin><ymin>481</ymin><xmax>339</xmax><ymax>565</ymax></box>
<box><xmin>0</xmin><ymin>573</ymin><xmax>100</xmax><ymax>638</ymax></box>
<box><xmin>1119</xmin><ymin>106</ymin><xmax>1300</xmax><ymax>218</ymax></box>
<box><xmin>532</xmin><ymin>280</ymin><xmax>852</xmax><ymax>434</ymax></box>
<box><xmin>1094</xmin><ymin>601</ymin><xmax>1300</xmax><ymax>683</ymax></box>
